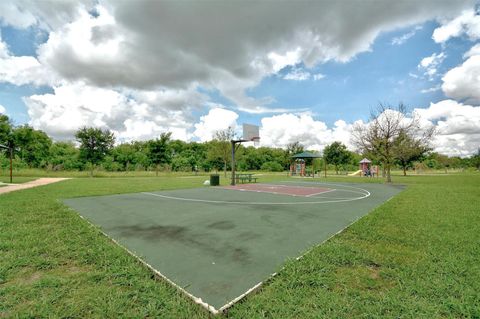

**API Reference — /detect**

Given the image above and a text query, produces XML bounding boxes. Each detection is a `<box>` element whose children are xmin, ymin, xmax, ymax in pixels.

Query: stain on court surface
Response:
<box><xmin>207</xmin><ymin>221</ymin><xmax>235</xmax><ymax>230</ymax></box>
<box><xmin>113</xmin><ymin>224</ymin><xmax>188</xmax><ymax>240</ymax></box>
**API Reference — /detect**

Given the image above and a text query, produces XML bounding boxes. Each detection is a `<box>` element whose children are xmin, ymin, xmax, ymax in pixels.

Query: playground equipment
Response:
<box><xmin>348</xmin><ymin>170</ymin><xmax>363</xmax><ymax>176</ymax></box>
<box><xmin>358</xmin><ymin>158</ymin><xmax>378</xmax><ymax>177</ymax></box>
<box><xmin>290</xmin><ymin>152</ymin><xmax>322</xmax><ymax>177</ymax></box>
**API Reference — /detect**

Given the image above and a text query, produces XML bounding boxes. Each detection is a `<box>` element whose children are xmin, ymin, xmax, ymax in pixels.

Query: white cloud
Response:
<box><xmin>391</xmin><ymin>25</ymin><xmax>422</xmax><ymax>45</ymax></box>
<box><xmin>433</xmin><ymin>9</ymin><xmax>480</xmax><ymax>43</ymax></box>
<box><xmin>0</xmin><ymin>0</ymin><xmax>94</xmax><ymax>30</ymax></box>
<box><xmin>0</xmin><ymin>35</ymin><xmax>53</xmax><ymax>86</ymax></box>
<box><xmin>24</xmin><ymin>83</ymin><xmax>203</xmax><ymax>141</ymax></box>
<box><xmin>463</xmin><ymin>43</ymin><xmax>480</xmax><ymax>58</ymax></box>
<box><xmin>418</xmin><ymin>52</ymin><xmax>446</xmax><ymax>80</ymax></box>
<box><xmin>414</xmin><ymin>100</ymin><xmax>480</xmax><ymax>156</ymax></box>
<box><xmin>420</xmin><ymin>85</ymin><xmax>441</xmax><ymax>93</ymax></box>
<box><xmin>268</xmin><ymin>49</ymin><xmax>302</xmax><ymax>73</ymax></box>
<box><xmin>28</xmin><ymin>0</ymin><xmax>472</xmax><ymax>113</ymax></box>
<box><xmin>283</xmin><ymin>68</ymin><xmax>311</xmax><ymax>81</ymax></box>
<box><xmin>258</xmin><ymin>101</ymin><xmax>480</xmax><ymax>157</ymax></box>
<box><xmin>260</xmin><ymin>113</ymin><xmax>353</xmax><ymax>151</ymax></box>
<box><xmin>442</xmin><ymin>55</ymin><xmax>480</xmax><ymax>103</ymax></box>
<box><xmin>409</xmin><ymin>72</ymin><xmax>419</xmax><ymax>79</ymax></box>
<box><xmin>193</xmin><ymin>108</ymin><xmax>239</xmax><ymax>142</ymax></box>
<box><xmin>282</xmin><ymin>67</ymin><xmax>325</xmax><ymax>81</ymax></box>
<box><xmin>0</xmin><ymin>104</ymin><xmax>5</xmax><ymax>114</ymax></box>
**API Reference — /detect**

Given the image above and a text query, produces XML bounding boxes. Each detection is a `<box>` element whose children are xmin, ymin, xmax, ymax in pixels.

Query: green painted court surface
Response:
<box><xmin>64</xmin><ymin>181</ymin><xmax>403</xmax><ymax>313</ymax></box>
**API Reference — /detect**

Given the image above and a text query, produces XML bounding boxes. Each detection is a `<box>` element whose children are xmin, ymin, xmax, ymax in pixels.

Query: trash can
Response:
<box><xmin>210</xmin><ymin>174</ymin><xmax>220</xmax><ymax>186</ymax></box>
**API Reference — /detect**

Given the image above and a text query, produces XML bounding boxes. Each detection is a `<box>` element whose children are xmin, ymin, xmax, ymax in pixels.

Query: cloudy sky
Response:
<box><xmin>0</xmin><ymin>0</ymin><xmax>479</xmax><ymax>156</ymax></box>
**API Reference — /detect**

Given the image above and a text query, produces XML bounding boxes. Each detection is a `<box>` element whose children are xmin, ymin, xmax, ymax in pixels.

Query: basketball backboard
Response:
<box><xmin>242</xmin><ymin>124</ymin><xmax>260</xmax><ymax>142</ymax></box>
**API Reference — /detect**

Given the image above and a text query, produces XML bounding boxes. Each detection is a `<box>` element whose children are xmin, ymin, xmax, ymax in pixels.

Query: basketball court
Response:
<box><xmin>64</xmin><ymin>181</ymin><xmax>404</xmax><ymax>314</ymax></box>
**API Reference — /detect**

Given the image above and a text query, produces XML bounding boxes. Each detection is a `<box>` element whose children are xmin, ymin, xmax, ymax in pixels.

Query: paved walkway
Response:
<box><xmin>0</xmin><ymin>178</ymin><xmax>70</xmax><ymax>195</ymax></box>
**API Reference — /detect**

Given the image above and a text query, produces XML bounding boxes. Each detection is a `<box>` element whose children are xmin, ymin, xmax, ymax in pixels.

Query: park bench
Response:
<box><xmin>235</xmin><ymin>173</ymin><xmax>258</xmax><ymax>183</ymax></box>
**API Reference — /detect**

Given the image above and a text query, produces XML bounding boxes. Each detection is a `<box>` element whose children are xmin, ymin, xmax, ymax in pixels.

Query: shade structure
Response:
<box><xmin>359</xmin><ymin>158</ymin><xmax>372</xmax><ymax>164</ymax></box>
<box><xmin>291</xmin><ymin>151</ymin><xmax>322</xmax><ymax>159</ymax></box>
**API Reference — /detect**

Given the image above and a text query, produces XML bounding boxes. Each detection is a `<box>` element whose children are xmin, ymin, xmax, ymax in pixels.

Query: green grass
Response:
<box><xmin>0</xmin><ymin>174</ymin><xmax>479</xmax><ymax>318</ymax></box>
<box><xmin>1</xmin><ymin>167</ymin><xmax>466</xmax><ymax>179</ymax></box>
<box><xmin>0</xmin><ymin>176</ymin><xmax>37</xmax><ymax>184</ymax></box>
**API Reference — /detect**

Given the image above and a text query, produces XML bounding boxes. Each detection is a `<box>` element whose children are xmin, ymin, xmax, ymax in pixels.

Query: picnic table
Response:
<box><xmin>235</xmin><ymin>173</ymin><xmax>258</xmax><ymax>183</ymax></box>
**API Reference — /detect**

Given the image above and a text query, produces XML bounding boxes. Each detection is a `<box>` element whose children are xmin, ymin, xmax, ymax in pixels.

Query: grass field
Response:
<box><xmin>0</xmin><ymin>176</ymin><xmax>37</xmax><ymax>184</ymax></box>
<box><xmin>0</xmin><ymin>173</ymin><xmax>479</xmax><ymax>318</ymax></box>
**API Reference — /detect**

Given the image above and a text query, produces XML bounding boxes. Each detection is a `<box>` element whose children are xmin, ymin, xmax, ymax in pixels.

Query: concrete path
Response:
<box><xmin>0</xmin><ymin>178</ymin><xmax>70</xmax><ymax>195</ymax></box>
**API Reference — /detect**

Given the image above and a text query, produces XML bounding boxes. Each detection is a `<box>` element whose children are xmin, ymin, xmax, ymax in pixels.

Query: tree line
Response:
<box><xmin>1</xmin><ymin>111</ymin><xmax>479</xmax><ymax>178</ymax></box>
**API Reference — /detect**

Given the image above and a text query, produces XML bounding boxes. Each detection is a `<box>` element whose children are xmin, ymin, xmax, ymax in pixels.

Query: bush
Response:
<box><xmin>261</xmin><ymin>161</ymin><xmax>284</xmax><ymax>172</ymax></box>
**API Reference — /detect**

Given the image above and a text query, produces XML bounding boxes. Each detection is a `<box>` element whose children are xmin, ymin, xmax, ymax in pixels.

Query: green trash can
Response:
<box><xmin>210</xmin><ymin>174</ymin><xmax>220</xmax><ymax>186</ymax></box>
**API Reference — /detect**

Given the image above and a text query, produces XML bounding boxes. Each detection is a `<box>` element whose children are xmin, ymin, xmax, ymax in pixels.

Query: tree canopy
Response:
<box><xmin>147</xmin><ymin>132</ymin><xmax>172</xmax><ymax>176</ymax></box>
<box><xmin>323</xmin><ymin>141</ymin><xmax>352</xmax><ymax>174</ymax></box>
<box><xmin>75</xmin><ymin>127</ymin><xmax>115</xmax><ymax>175</ymax></box>
<box><xmin>352</xmin><ymin>103</ymin><xmax>434</xmax><ymax>182</ymax></box>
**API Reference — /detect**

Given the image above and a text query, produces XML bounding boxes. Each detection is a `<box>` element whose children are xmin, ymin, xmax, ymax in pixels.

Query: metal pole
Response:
<box><xmin>231</xmin><ymin>140</ymin><xmax>236</xmax><ymax>186</ymax></box>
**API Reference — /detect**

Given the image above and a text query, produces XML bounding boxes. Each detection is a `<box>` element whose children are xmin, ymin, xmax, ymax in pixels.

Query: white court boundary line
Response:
<box><xmin>219</xmin><ymin>183</ymin><xmax>336</xmax><ymax>198</ymax></box>
<box><xmin>140</xmin><ymin>181</ymin><xmax>371</xmax><ymax>205</ymax></box>
<box><xmin>141</xmin><ymin>188</ymin><xmax>370</xmax><ymax>205</ymax></box>
<box><xmin>305</xmin><ymin>188</ymin><xmax>337</xmax><ymax>197</ymax></box>
<box><xmin>67</xmin><ymin>209</ymin><xmax>220</xmax><ymax>315</ymax></box>
<box><xmin>141</xmin><ymin>181</ymin><xmax>370</xmax><ymax>205</ymax></box>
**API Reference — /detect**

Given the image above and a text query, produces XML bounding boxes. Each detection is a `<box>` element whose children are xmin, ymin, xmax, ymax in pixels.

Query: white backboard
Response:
<box><xmin>243</xmin><ymin>124</ymin><xmax>260</xmax><ymax>141</ymax></box>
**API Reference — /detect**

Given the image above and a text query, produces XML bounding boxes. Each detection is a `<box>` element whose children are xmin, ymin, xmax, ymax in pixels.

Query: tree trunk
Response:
<box><xmin>386</xmin><ymin>163</ymin><xmax>392</xmax><ymax>183</ymax></box>
<box><xmin>156</xmin><ymin>164</ymin><xmax>159</xmax><ymax>177</ymax></box>
<box><xmin>403</xmin><ymin>166</ymin><xmax>407</xmax><ymax>176</ymax></box>
<box><xmin>224</xmin><ymin>161</ymin><xmax>227</xmax><ymax>178</ymax></box>
<box><xmin>335</xmin><ymin>165</ymin><xmax>338</xmax><ymax>175</ymax></box>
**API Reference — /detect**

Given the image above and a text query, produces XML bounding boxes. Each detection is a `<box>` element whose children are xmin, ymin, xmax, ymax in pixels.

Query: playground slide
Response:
<box><xmin>348</xmin><ymin>170</ymin><xmax>363</xmax><ymax>176</ymax></box>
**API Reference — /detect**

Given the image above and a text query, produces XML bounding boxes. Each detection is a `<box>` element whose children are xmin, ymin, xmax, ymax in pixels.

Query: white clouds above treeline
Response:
<box><xmin>0</xmin><ymin>1</ymin><xmax>479</xmax><ymax>156</ymax></box>
<box><xmin>255</xmin><ymin>100</ymin><xmax>479</xmax><ymax>157</ymax></box>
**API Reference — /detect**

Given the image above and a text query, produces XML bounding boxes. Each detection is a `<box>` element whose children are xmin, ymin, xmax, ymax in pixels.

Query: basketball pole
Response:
<box><xmin>230</xmin><ymin>139</ymin><xmax>245</xmax><ymax>186</ymax></box>
<box><xmin>231</xmin><ymin>140</ymin><xmax>236</xmax><ymax>185</ymax></box>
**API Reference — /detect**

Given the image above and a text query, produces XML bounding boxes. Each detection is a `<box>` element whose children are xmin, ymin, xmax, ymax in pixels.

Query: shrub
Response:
<box><xmin>261</xmin><ymin>161</ymin><xmax>284</xmax><ymax>172</ymax></box>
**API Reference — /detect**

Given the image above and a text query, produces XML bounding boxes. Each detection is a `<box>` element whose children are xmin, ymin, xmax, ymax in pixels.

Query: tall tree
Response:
<box><xmin>286</xmin><ymin>141</ymin><xmax>304</xmax><ymax>169</ymax></box>
<box><xmin>13</xmin><ymin>125</ymin><xmax>52</xmax><ymax>168</ymax></box>
<box><xmin>75</xmin><ymin>127</ymin><xmax>115</xmax><ymax>176</ymax></box>
<box><xmin>0</xmin><ymin>115</ymin><xmax>15</xmax><ymax>182</ymax></box>
<box><xmin>351</xmin><ymin>103</ymin><xmax>433</xmax><ymax>183</ymax></box>
<box><xmin>393</xmin><ymin>130</ymin><xmax>430</xmax><ymax>176</ymax></box>
<box><xmin>211</xmin><ymin>127</ymin><xmax>235</xmax><ymax>177</ymax></box>
<box><xmin>49</xmin><ymin>141</ymin><xmax>81</xmax><ymax>170</ymax></box>
<box><xmin>0</xmin><ymin>114</ymin><xmax>12</xmax><ymax>145</ymax></box>
<box><xmin>471</xmin><ymin>148</ymin><xmax>480</xmax><ymax>170</ymax></box>
<box><xmin>147</xmin><ymin>132</ymin><xmax>172</xmax><ymax>176</ymax></box>
<box><xmin>323</xmin><ymin>141</ymin><xmax>352</xmax><ymax>174</ymax></box>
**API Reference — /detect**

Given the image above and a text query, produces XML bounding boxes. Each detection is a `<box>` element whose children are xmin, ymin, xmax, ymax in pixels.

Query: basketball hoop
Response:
<box><xmin>231</xmin><ymin>124</ymin><xmax>261</xmax><ymax>185</ymax></box>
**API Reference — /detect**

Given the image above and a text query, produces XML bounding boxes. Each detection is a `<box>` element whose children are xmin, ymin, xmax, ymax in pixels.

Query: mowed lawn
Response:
<box><xmin>0</xmin><ymin>174</ymin><xmax>479</xmax><ymax>318</ymax></box>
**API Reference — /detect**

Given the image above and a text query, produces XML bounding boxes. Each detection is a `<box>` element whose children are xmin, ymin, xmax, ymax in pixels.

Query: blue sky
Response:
<box><xmin>0</xmin><ymin>1</ymin><xmax>479</xmax><ymax>156</ymax></box>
